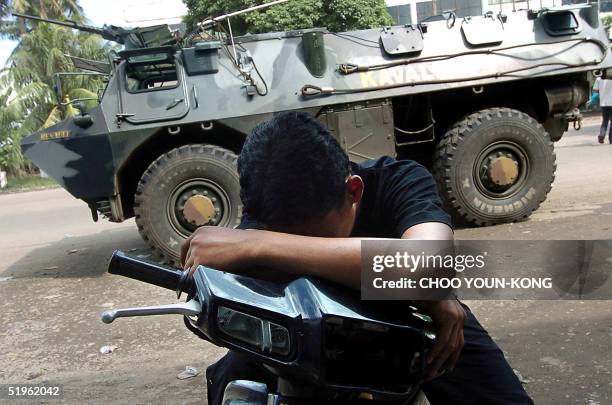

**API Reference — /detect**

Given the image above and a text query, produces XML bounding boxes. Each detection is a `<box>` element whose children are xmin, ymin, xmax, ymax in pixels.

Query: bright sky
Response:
<box><xmin>0</xmin><ymin>0</ymin><xmax>187</xmax><ymax>67</ymax></box>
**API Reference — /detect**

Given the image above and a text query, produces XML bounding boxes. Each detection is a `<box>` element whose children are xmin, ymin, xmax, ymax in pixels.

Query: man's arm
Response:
<box><xmin>181</xmin><ymin>222</ymin><xmax>452</xmax><ymax>289</ymax></box>
<box><xmin>182</xmin><ymin>226</ymin><xmax>361</xmax><ymax>286</ymax></box>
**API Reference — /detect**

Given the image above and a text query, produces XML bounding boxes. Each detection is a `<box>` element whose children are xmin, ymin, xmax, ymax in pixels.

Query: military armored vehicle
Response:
<box><xmin>18</xmin><ymin>2</ymin><xmax>612</xmax><ymax>264</ymax></box>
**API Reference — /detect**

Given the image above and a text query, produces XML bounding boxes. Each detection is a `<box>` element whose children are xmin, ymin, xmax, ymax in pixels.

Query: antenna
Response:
<box><xmin>195</xmin><ymin>0</ymin><xmax>293</xmax><ymax>68</ymax></box>
<box><xmin>198</xmin><ymin>0</ymin><xmax>292</xmax><ymax>30</ymax></box>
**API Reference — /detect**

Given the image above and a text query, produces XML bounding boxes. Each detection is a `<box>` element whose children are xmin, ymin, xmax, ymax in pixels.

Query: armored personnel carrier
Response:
<box><xmin>19</xmin><ymin>3</ymin><xmax>612</xmax><ymax>264</ymax></box>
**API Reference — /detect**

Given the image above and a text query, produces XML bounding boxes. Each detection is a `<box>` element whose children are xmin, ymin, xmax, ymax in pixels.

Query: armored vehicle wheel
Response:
<box><xmin>134</xmin><ymin>144</ymin><xmax>241</xmax><ymax>265</ymax></box>
<box><xmin>433</xmin><ymin>108</ymin><xmax>556</xmax><ymax>226</ymax></box>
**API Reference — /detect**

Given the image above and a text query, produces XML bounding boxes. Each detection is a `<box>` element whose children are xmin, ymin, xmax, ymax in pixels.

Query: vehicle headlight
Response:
<box><xmin>217</xmin><ymin>306</ymin><xmax>291</xmax><ymax>357</ymax></box>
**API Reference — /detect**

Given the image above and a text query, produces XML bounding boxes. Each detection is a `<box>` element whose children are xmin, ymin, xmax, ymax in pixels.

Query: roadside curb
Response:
<box><xmin>0</xmin><ymin>184</ymin><xmax>60</xmax><ymax>195</ymax></box>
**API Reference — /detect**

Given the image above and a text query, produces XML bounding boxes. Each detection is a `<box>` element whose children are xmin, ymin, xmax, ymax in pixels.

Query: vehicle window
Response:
<box><xmin>544</xmin><ymin>11</ymin><xmax>579</xmax><ymax>32</ymax></box>
<box><xmin>125</xmin><ymin>57</ymin><xmax>178</xmax><ymax>92</ymax></box>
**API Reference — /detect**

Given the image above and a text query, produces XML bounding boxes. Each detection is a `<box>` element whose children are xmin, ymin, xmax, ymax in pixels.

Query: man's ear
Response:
<box><xmin>346</xmin><ymin>175</ymin><xmax>364</xmax><ymax>204</ymax></box>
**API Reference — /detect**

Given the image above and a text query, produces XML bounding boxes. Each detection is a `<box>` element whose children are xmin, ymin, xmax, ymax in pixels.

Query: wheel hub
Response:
<box><xmin>182</xmin><ymin>195</ymin><xmax>216</xmax><ymax>226</ymax></box>
<box><xmin>475</xmin><ymin>143</ymin><xmax>528</xmax><ymax>198</ymax></box>
<box><xmin>168</xmin><ymin>179</ymin><xmax>230</xmax><ymax>237</ymax></box>
<box><xmin>487</xmin><ymin>155</ymin><xmax>519</xmax><ymax>187</ymax></box>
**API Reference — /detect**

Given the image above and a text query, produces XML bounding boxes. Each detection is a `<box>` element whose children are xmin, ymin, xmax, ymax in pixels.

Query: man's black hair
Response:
<box><xmin>238</xmin><ymin>111</ymin><xmax>350</xmax><ymax>227</ymax></box>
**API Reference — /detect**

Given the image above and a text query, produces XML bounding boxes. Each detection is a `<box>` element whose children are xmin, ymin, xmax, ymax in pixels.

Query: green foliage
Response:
<box><xmin>602</xmin><ymin>15</ymin><xmax>612</xmax><ymax>33</ymax></box>
<box><xmin>322</xmin><ymin>0</ymin><xmax>394</xmax><ymax>32</ymax></box>
<box><xmin>0</xmin><ymin>0</ymin><xmax>107</xmax><ymax>176</ymax></box>
<box><xmin>0</xmin><ymin>174</ymin><xmax>58</xmax><ymax>193</ymax></box>
<box><xmin>1</xmin><ymin>0</ymin><xmax>83</xmax><ymax>40</ymax></box>
<box><xmin>183</xmin><ymin>0</ymin><xmax>393</xmax><ymax>35</ymax></box>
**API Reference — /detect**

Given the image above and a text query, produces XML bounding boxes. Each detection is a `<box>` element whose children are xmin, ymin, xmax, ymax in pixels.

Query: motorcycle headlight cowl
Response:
<box><xmin>192</xmin><ymin>267</ymin><xmax>432</xmax><ymax>399</ymax></box>
<box><xmin>217</xmin><ymin>306</ymin><xmax>291</xmax><ymax>357</ymax></box>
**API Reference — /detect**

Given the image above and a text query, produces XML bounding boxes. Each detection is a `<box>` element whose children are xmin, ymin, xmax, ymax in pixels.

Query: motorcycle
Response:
<box><xmin>101</xmin><ymin>251</ymin><xmax>434</xmax><ymax>404</ymax></box>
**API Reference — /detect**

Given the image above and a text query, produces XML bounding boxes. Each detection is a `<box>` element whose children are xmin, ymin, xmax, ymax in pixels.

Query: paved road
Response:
<box><xmin>1</xmin><ymin>123</ymin><xmax>611</xmax><ymax>404</ymax></box>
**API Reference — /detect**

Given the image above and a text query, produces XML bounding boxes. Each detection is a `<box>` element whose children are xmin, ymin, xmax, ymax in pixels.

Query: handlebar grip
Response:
<box><xmin>108</xmin><ymin>250</ymin><xmax>191</xmax><ymax>294</ymax></box>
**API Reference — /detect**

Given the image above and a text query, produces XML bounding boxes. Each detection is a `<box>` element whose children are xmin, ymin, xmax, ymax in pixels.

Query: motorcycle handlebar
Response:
<box><xmin>108</xmin><ymin>251</ymin><xmax>193</xmax><ymax>296</ymax></box>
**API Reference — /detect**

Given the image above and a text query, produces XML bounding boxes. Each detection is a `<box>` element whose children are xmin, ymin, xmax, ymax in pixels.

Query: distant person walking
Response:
<box><xmin>592</xmin><ymin>72</ymin><xmax>612</xmax><ymax>144</ymax></box>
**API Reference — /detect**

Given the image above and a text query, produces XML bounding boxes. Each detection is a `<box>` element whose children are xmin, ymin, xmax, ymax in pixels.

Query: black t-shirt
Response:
<box><xmin>350</xmin><ymin>156</ymin><xmax>452</xmax><ymax>237</ymax></box>
<box><xmin>240</xmin><ymin>156</ymin><xmax>451</xmax><ymax>234</ymax></box>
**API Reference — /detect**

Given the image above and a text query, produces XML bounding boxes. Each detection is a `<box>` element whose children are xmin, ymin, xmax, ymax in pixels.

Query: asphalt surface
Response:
<box><xmin>1</xmin><ymin>121</ymin><xmax>611</xmax><ymax>404</ymax></box>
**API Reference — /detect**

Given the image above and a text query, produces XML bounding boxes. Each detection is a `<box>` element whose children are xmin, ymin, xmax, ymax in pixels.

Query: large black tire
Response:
<box><xmin>134</xmin><ymin>144</ymin><xmax>241</xmax><ymax>265</ymax></box>
<box><xmin>433</xmin><ymin>108</ymin><xmax>556</xmax><ymax>226</ymax></box>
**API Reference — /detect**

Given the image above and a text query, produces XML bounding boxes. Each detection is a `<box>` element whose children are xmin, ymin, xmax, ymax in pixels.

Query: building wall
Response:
<box><xmin>386</xmin><ymin>0</ymin><xmax>569</xmax><ymax>25</ymax></box>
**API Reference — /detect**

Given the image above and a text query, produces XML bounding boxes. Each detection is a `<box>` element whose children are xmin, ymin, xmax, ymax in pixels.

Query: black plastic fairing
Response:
<box><xmin>190</xmin><ymin>265</ymin><xmax>430</xmax><ymax>399</ymax></box>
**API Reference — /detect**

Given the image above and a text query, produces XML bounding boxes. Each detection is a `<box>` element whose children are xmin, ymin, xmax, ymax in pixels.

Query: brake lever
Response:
<box><xmin>101</xmin><ymin>299</ymin><xmax>201</xmax><ymax>324</ymax></box>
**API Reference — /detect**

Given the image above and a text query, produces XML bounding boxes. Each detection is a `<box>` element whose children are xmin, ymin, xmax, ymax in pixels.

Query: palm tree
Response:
<box><xmin>1</xmin><ymin>0</ymin><xmax>83</xmax><ymax>40</ymax></box>
<box><xmin>0</xmin><ymin>0</ymin><xmax>107</xmax><ymax>176</ymax></box>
